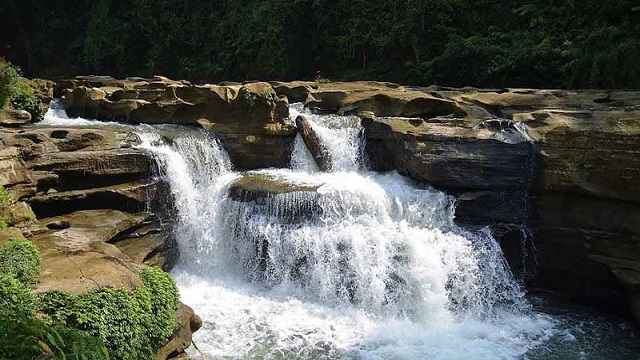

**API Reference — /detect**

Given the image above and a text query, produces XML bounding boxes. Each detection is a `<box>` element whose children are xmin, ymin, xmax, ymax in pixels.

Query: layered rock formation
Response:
<box><xmin>55</xmin><ymin>76</ymin><xmax>295</xmax><ymax>169</ymax></box>
<box><xmin>0</xmin><ymin>126</ymin><xmax>199</xmax><ymax>359</ymax></box>
<box><xmin>270</xmin><ymin>81</ymin><xmax>640</xmax><ymax>323</ymax></box>
<box><xmin>5</xmin><ymin>76</ymin><xmax>640</xmax><ymax>331</ymax></box>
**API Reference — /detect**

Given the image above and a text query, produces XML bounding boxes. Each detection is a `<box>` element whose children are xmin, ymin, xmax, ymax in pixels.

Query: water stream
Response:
<box><xmin>40</xmin><ymin>102</ymin><xmax>640</xmax><ymax>359</ymax></box>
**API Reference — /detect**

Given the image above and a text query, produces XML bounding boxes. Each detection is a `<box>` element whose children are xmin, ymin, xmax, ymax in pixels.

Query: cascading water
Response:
<box><xmin>134</xmin><ymin>103</ymin><xmax>562</xmax><ymax>359</ymax></box>
<box><xmin>39</xmin><ymin>102</ymin><xmax>640</xmax><ymax>359</ymax></box>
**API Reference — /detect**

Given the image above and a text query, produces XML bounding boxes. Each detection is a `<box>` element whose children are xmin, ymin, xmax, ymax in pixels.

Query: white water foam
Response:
<box><xmin>130</xmin><ymin>103</ymin><xmax>560</xmax><ymax>359</ymax></box>
<box><xmin>36</xmin><ymin>100</ymin><xmax>640</xmax><ymax>359</ymax></box>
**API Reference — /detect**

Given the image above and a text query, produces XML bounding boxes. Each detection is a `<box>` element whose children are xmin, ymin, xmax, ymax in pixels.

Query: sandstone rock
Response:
<box><xmin>0</xmin><ymin>201</ymin><xmax>36</xmax><ymax>227</ymax></box>
<box><xmin>304</xmin><ymin>81</ymin><xmax>464</xmax><ymax>118</ymax></box>
<box><xmin>0</xmin><ymin>109</ymin><xmax>31</xmax><ymax>126</ymax></box>
<box><xmin>228</xmin><ymin>173</ymin><xmax>320</xmax><ymax>202</ymax></box>
<box><xmin>155</xmin><ymin>303</ymin><xmax>202</xmax><ymax>360</ymax></box>
<box><xmin>114</xmin><ymin>227</ymin><xmax>166</xmax><ymax>265</ymax></box>
<box><xmin>56</xmin><ymin>77</ymin><xmax>294</xmax><ymax>169</ymax></box>
<box><xmin>28</xmin><ymin>180</ymin><xmax>154</xmax><ymax>218</ymax></box>
<box><xmin>33</xmin><ymin>210</ymin><xmax>149</xmax><ymax>294</ymax></box>
<box><xmin>361</xmin><ymin>87</ymin><xmax>640</xmax><ymax>323</ymax></box>
<box><xmin>270</xmin><ymin>81</ymin><xmax>316</xmax><ymax>102</ymax></box>
<box><xmin>0</xmin><ymin>226</ymin><xmax>26</xmax><ymax>248</ymax></box>
<box><xmin>29</xmin><ymin>149</ymin><xmax>151</xmax><ymax>191</ymax></box>
<box><xmin>362</xmin><ymin>116</ymin><xmax>533</xmax><ymax>190</ymax></box>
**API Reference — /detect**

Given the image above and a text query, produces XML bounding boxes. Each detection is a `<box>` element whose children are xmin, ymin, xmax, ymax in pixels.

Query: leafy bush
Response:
<box><xmin>0</xmin><ymin>274</ymin><xmax>35</xmax><ymax>318</ymax></box>
<box><xmin>0</xmin><ymin>58</ymin><xmax>21</xmax><ymax>108</ymax></box>
<box><xmin>11</xmin><ymin>85</ymin><xmax>44</xmax><ymax>122</ymax></box>
<box><xmin>140</xmin><ymin>266</ymin><xmax>179</xmax><ymax>348</ymax></box>
<box><xmin>0</xmin><ymin>239</ymin><xmax>42</xmax><ymax>287</ymax></box>
<box><xmin>0</xmin><ymin>185</ymin><xmax>12</xmax><ymax>230</ymax></box>
<box><xmin>0</xmin><ymin>315</ymin><xmax>108</xmax><ymax>360</ymax></box>
<box><xmin>0</xmin><ymin>57</ymin><xmax>43</xmax><ymax>120</ymax></box>
<box><xmin>38</xmin><ymin>267</ymin><xmax>180</xmax><ymax>360</ymax></box>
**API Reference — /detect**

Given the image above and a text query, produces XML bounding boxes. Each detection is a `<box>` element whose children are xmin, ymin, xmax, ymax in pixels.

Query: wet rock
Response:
<box><xmin>295</xmin><ymin>115</ymin><xmax>330</xmax><ymax>171</ymax></box>
<box><xmin>361</xmin><ymin>87</ymin><xmax>640</xmax><ymax>323</ymax></box>
<box><xmin>228</xmin><ymin>173</ymin><xmax>320</xmax><ymax>202</ymax></box>
<box><xmin>155</xmin><ymin>303</ymin><xmax>202</xmax><ymax>360</ymax></box>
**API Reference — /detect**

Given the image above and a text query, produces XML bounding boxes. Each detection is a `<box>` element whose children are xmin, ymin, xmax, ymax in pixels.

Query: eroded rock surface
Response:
<box><xmin>56</xmin><ymin>76</ymin><xmax>295</xmax><ymax>169</ymax></box>
<box><xmin>354</xmin><ymin>86</ymin><xmax>640</xmax><ymax>322</ymax></box>
<box><xmin>0</xmin><ymin>124</ymin><xmax>197</xmax><ymax>359</ymax></box>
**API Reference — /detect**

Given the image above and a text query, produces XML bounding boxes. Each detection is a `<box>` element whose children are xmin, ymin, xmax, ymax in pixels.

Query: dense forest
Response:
<box><xmin>1</xmin><ymin>0</ymin><xmax>639</xmax><ymax>89</ymax></box>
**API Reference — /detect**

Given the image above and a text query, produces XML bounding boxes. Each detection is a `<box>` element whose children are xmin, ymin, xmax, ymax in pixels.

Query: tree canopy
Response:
<box><xmin>1</xmin><ymin>0</ymin><xmax>638</xmax><ymax>88</ymax></box>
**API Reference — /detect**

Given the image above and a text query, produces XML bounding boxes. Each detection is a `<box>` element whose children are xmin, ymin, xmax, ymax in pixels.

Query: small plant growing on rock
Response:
<box><xmin>241</xmin><ymin>86</ymin><xmax>276</xmax><ymax>110</ymax></box>
<box><xmin>140</xmin><ymin>266</ymin><xmax>180</xmax><ymax>348</ymax></box>
<box><xmin>0</xmin><ymin>185</ymin><xmax>14</xmax><ymax>229</ymax></box>
<box><xmin>11</xmin><ymin>85</ymin><xmax>44</xmax><ymax>121</ymax></box>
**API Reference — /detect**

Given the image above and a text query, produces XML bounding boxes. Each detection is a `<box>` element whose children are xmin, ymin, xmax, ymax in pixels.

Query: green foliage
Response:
<box><xmin>140</xmin><ymin>267</ymin><xmax>179</xmax><ymax>348</ymax></box>
<box><xmin>0</xmin><ymin>315</ymin><xmax>109</xmax><ymax>360</ymax></box>
<box><xmin>37</xmin><ymin>267</ymin><xmax>180</xmax><ymax>360</ymax></box>
<box><xmin>0</xmin><ymin>185</ymin><xmax>13</xmax><ymax>208</ymax></box>
<box><xmin>0</xmin><ymin>185</ymin><xmax>14</xmax><ymax>229</ymax></box>
<box><xmin>0</xmin><ymin>58</ymin><xmax>43</xmax><ymax>120</ymax></box>
<box><xmin>0</xmin><ymin>274</ymin><xmax>35</xmax><ymax>319</ymax></box>
<box><xmin>0</xmin><ymin>58</ymin><xmax>21</xmax><ymax>108</ymax></box>
<box><xmin>2</xmin><ymin>0</ymin><xmax>639</xmax><ymax>89</ymax></box>
<box><xmin>241</xmin><ymin>86</ymin><xmax>275</xmax><ymax>109</ymax></box>
<box><xmin>11</xmin><ymin>85</ymin><xmax>44</xmax><ymax>122</ymax></box>
<box><xmin>0</xmin><ymin>239</ymin><xmax>42</xmax><ymax>287</ymax></box>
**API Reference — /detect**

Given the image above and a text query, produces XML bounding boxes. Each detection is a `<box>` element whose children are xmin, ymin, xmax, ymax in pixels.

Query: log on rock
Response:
<box><xmin>295</xmin><ymin>115</ymin><xmax>331</xmax><ymax>171</ymax></box>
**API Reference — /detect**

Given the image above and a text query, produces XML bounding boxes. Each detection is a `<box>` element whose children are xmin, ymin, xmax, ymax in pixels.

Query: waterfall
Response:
<box><xmin>134</xmin><ymin>104</ymin><xmax>559</xmax><ymax>359</ymax></box>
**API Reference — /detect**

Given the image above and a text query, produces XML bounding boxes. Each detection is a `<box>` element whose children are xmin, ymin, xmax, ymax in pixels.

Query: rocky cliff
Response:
<box><xmin>0</xmin><ymin>125</ymin><xmax>200</xmax><ymax>359</ymax></box>
<box><xmin>22</xmin><ymin>77</ymin><xmax>640</xmax><ymax>327</ymax></box>
<box><xmin>271</xmin><ymin>81</ymin><xmax>640</xmax><ymax>323</ymax></box>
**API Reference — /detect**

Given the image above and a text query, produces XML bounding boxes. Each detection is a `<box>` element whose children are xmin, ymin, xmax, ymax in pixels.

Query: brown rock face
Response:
<box><xmin>0</xmin><ymin>121</ymin><xmax>198</xmax><ymax>358</ymax></box>
<box><xmin>270</xmin><ymin>81</ymin><xmax>317</xmax><ymax>103</ymax></box>
<box><xmin>0</xmin><ymin>109</ymin><xmax>31</xmax><ymax>126</ymax></box>
<box><xmin>303</xmin><ymin>81</ymin><xmax>465</xmax><ymax>118</ymax></box>
<box><xmin>358</xmin><ymin>86</ymin><xmax>640</xmax><ymax>323</ymax></box>
<box><xmin>56</xmin><ymin>76</ymin><xmax>295</xmax><ymax>169</ymax></box>
<box><xmin>155</xmin><ymin>303</ymin><xmax>202</xmax><ymax>360</ymax></box>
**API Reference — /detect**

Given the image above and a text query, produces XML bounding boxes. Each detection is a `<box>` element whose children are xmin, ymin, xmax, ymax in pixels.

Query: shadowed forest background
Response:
<box><xmin>1</xmin><ymin>0</ymin><xmax>639</xmax><ymax>89</ymax></box>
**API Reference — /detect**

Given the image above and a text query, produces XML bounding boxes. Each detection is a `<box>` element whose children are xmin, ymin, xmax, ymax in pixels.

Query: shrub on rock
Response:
<box><xmin>0</xmin><ymin>239</ymin><xmax>42</xmax><ymax>287</ymax></box>
<box><xmin>0</xmin><ymin>274</ymin><xmax>35</xmax><ymax>318</ymax></box>
<box><xmin>37</xmin><ymin>267</ymin><xmax>180</xmax><ymax>360</ymax></box>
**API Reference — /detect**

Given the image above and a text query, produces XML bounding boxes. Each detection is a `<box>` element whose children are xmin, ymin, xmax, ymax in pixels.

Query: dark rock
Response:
<box><xmin>295</xmin><ymin>115</ymin><xmax>330</xmax><ymax>171</ymax></box>
<box><xmin>155</xmin><ymin>303</ymin><xmax>202</xmax><ymax>360</ymax></box>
